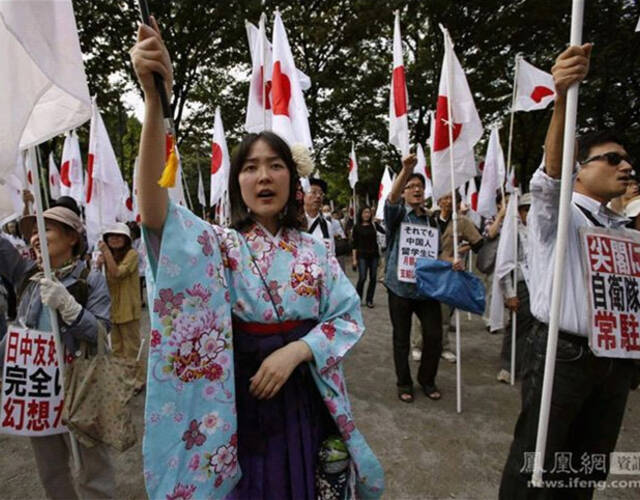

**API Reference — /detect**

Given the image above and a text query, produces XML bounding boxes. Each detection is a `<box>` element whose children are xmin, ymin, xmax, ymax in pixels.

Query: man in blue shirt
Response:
<box><xmin>384</xmin><ymin>154</ymin><xmax>458</xmax><ymax>402</ymax></box>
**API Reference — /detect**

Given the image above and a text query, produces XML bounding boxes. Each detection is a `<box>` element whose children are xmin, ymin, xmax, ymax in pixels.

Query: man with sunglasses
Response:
<box><xmin>500</xmin><ymin>43</ymin><xmax>637</xmax><ymax>498</ymax></box>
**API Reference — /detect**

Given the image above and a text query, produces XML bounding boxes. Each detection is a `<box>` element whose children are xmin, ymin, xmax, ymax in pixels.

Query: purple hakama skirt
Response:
<box><xmin>230</xmin><ymin>317</ymin><xmax>336</xmax><ymax>500</ymax></box>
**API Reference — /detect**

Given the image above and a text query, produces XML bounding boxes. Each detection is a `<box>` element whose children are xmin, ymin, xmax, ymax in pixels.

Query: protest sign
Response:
<box><xmin>397</xmin><ymin>222</ymin><xmax>439</xmax><ymax>283</ymax></box>
<box><xmin>581</xmin><ymin>227</ymin><xmax>640</xmax><ymax>358</ymax></box>
<box><xmin>1</xmin><ymin>326</ymin><xmax>66</xmax><ymax>436</ymax></box>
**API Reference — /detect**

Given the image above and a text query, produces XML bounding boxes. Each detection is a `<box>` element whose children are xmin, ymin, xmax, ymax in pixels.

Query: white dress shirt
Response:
<box><xmin>527</xmin><ymin>166</ymin><xmax>629</xmax><ymax>337</ymax></box>
<box><xmin>306</xmin><ymin>212</ymin><xmax>335</xmax><ymax>255</ymax></box>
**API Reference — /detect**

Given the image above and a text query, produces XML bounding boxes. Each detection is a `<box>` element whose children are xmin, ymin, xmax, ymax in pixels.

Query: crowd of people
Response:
<box><xmin>0</xmin><ymin>18</ymin><xmax>638</xmax><ymax>500</ymax></box>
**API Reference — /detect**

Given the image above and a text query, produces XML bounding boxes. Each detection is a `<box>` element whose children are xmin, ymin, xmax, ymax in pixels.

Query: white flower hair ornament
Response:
<box><xmin>290</xmin><ymin>143</ymin><xmax>314</xmax><ymax>178</ymax></box>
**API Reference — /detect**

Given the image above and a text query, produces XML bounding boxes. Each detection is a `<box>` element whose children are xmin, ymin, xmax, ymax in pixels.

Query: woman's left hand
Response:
<box><xmin>249</xmin><ymin>341</ymin><xmax>312</xmax><ymax>400</ymax></box>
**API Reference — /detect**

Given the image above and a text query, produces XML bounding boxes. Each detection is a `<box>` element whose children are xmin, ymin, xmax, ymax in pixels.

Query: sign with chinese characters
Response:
<box><xmin>580</xmin><ymin>227</ymin><xmax>640</xmax><ymax>359</ymax></box>
<box><xmin>397</xmin><ymin>223</ymin><xmax>439</xmax><ymax>283</ymax></box>
<box><xmin>1</xmin><ymin>326</ymin><xmax>66</xmax><ymax>436</ymax></box>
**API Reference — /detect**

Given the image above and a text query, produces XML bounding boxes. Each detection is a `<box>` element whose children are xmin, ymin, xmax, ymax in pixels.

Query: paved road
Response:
<box><xmin>1</xmin><ymin>268</ymin><xmax>638</xmax><ymax>499</ymax></box>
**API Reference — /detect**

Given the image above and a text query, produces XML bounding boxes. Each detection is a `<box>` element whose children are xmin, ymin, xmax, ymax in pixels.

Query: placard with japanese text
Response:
<box><xmin>1</xmin><ymin>326</ymin><xmax>66</xmax><ymax>436</ymax></box>
<box><xmin>397</xmin><ymin>223</ymin><xmax>439</xmax><ymax>283</ymax></box>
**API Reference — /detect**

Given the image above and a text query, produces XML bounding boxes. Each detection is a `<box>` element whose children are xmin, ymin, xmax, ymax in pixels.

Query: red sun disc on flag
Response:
<box><xmin>378</xmin><ymin>183</ymin><xmax>384</xmax><ymax>200</ymax></box>
<box><xmin>393</xmin><ymin>66</ymin><xmax>408</xmax><ymax>117</ymax></box>
<box><xmin>126</xmin><ymin>197</ymin><xmax>133</xmax><ymax>211</ymax></box>
<box><xmin>50</xmin><ymin>175</ymin><xmax>55</xmax><ymax>184</ymax></box>
<box><xmin>258</xmin><ymin>66</ymin><xmax>273</xmax><ymax>110</ymax></box>
<box><xmin>85</xmin><ymin>154</ymin><xmax>95</xmax><ymax>204</ymax></box>
<box><xmin>211</xmin><ymin>143</ymin><xmax>223</xmax><ymax>174</ymax></box>
<box><xmin>433</xmin><ymin>96</ymin><xmax>462</xmax><ymax>152</ymax></box>
<box><xmin>271</xmin><ymin>61</ymin><xmax>291</xmax><ymax>117</ymax></box>
<box><xmin>349</xmin><ymin>158</ymin><xmax>354</xmax><ymax>173</ymax></box>
<box><xmin>60</xmin><ymin>161</ymin><xmax>71</xmax><ymax>187</ymax></box>
<box><xmin>27</xmin><ymin>171</ymin><xmax>32</xmax><ymax>185</ymax></box>
<box><xmin>530</xmin><ymin>85</ymin><xmax>554</xmax><ymax>103</ymax></box>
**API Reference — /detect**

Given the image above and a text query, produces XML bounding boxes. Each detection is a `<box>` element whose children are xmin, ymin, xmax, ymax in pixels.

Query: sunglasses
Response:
<box><xmin>580</xmin><ymin>151</ymin><xmax>633</xmax><ymax>167</ymax></box>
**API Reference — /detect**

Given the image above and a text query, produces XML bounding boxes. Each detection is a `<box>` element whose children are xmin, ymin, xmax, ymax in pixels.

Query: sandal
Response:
<box><xmin>423</xmin><ymin>385</ymin><xmax>441</xmax><ymax>400</ymax></box>
<box><xmin>397</xmin><ymin>388</ymin><xmax>414</xmax><ymax>403</ymax></box>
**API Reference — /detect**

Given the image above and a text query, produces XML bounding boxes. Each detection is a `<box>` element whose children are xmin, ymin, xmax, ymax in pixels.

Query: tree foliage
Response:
<box><xmin>66</xmin><ymin>0</ymin><xmax>639</xmax><ymax>209</ymax></box>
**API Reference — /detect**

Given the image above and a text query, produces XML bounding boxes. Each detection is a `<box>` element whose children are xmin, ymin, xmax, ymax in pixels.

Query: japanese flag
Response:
<box><xmin>245</xmin><ymin>15</ymin><xmax>311</xmax><ymax>134</ymax></box>
<box><xmin>59</xmin><ymin>131</ymin><xmax>84</xmax><ymax>205</ymax></box>
<box><xmin>210</xmin><ymin>106</ymin><xmax>230</xmax><ymax>207</ymax></box>
<box><xmin>348</xmin><ymin>142</ymin><xmax>358</xmax><ymax>189</ymax></box>
<box><xmin>0</xmin><ymin>0</ymin><xmax>91</xmax><ymax>181</ymax></box>
<box><xmin>48</xmin><ymin>153</ymin><xmax>61</xmax><ymax>200</ymax></box>
<box><xmin>506</xmin><ymin>167</ymin><xmax>517</xmax><ymax>194</ymax></box>
<box><xmin>118</xmin><ymin>182</ymin><xmax>134</xmax><ymax>222</ymax></box>
<box><xmin>85</xmin><ymin>98</ymin><xmax>128</xmax><ymax>247</ymax></box>
<box><xmin>513</xmin><ymin>57</ymin><xmax>556</xmax><ymax>112</ymax></box>
<box><xmin>132</xmin><ymin>156</ymin><xmax>141</xmax><ymax>223</ymax></box>
<box><xmin>388</xmin><ymin>10</ymin><xmax>410</xmax><ymax>157</ymax></box>
<box><xmin>477</xmin><ymin>127</ymin><xmax>506</xmax><ymax>217</ymax></box>
<box><xmin>270</xmin><ymin>10</ymin><xmax>312</xmax><ymax>148</ymax></box>
<box><xmin>430</xmin><ymin>25</ymin><xmax>483</xmax><ymax>201</ymax></box>
<box><xmin>465</xmin><ymin>178</ymin><xmax>478</xmax><ymax>212</ymax></box>
<box><xmin>414</xmin><ymin>143</ymin><xmax>432</xmax><ymax>201</ymax></box>
<box><xmin>375</xmin><ymin>166</ymin><xmax>393</xmax><ymax>221</ymax></box>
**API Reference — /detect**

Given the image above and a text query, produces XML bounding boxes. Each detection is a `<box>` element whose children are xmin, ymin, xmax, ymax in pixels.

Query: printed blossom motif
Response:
<box><xmin>205</xmin><ymin>443</ymin><xmax>237</xmax><ymax>476</ymax></box>
<box><xmin>200</xmin><ymin>411</ymin><xmax>223</xmax><ymax>435</ymax></box>
<box><xmin>154</xmin><ymin>288</ymin><xmax>185</xmax><ymax>317</ymax></box>
<box><xmin>261</xmin><ymin>280</ymin><xmax>283</xmax><ymax>305</ymax></box>
<box><xmin>290</xmin><ymin>250</ymin><xmax>323</xmax><ymax>298</ymax></box>
<box><xmin>166</xmin><ymin>483</ymin><xmax>197</xmax><ymax>500</ymax></box>
<box><xmin>321</xmin><ymin>322</ymin><xmax>336</xmax><ymax>341</ymax></box>
<box><xmin>182</xmin><ymin>419</ymin><xmax>207</xmax><ymax>450</ymax></box>
<box><xmin>197</xmin><ymin>231</ymin><xmax>214</xmax><ymax>256</ymax></box>
<box><xmin>186</xmin><ymin>283</ymin><xmax>212</xmax><ymax>304</ymax></box>
<box><xmin>150</xmin><ymin>330</ymin><xmax>162</xmax><ymax>348</ymax></box>
<box><xmin>188</xmin><ymin>454</ymin><xmax>200</xmax><ymax>471</ymax></box>
<box><xmin>336</xmin><ymin>414</ymin><xmax>355</xmax><ymax>440</ymax></box>
<box><xmin>167</xmin><ymin>308</ymin><xmax>228</xmax><ymax>382</ymax></box>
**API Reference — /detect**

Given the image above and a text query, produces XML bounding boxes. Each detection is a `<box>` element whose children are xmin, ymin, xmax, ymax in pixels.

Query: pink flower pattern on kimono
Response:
<box><xmin>154</xmin><ymin>288</ymin><xmax>184</xmax><ymax>317</ymax></box>
<box><xmin>150</xmin><ymin>330</ymin><xmax>161</xmax><ymax>348</ymax></box>
<box><xmin>182</xmin><ymin>419</ymin><xmax>207</xmax><ymax>450</ymax></box>
<box><xmin>336</xmin><ymin>414</ymin><xmax>355</xmax><ymax>440</ymax></box>
<box><xmin>244</xmin><ymin>225</ymin><xmax>276</xmax><ymax>276</ymax></box>
<box><xmin>203</xmin><ymin>434</ymin><xmax>238</xmax><ymax>484</ymax></box>
<box><xmin>166</xmin><ymin>482</ymin><xmax>197</xmax><ymax>500</ymax></box>
<box><xmin>289</xmin><ymin>249</ymin><xmax>323</xmax><ymax>298</ymax></box>
<box><xmin>197</xmin><ymin>230</ymin><xmax>214</xmax><ymax>256</ymax></box>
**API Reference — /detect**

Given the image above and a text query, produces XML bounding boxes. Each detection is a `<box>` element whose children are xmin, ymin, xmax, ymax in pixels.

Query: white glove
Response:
<box><xmin>39</xmin><ymin>278</ymin><xmax>83</xmax><ymax>325</ymax></box>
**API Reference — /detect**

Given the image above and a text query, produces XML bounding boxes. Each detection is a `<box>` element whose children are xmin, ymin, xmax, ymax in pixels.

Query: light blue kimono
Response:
<box><xmin>142</xmin><ymin>202</ymin><xmax>384</xmax><ymax>500</ymax></box>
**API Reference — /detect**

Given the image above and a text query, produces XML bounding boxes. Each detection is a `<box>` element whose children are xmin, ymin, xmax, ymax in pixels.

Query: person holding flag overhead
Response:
<box><xmin>384</xmin><ymin>153</ymin><xmax>443</xmax><ymax>403</ymax></box>
<box><xmin>131</xmin><ymin>15</ymin><xmax>383</xmax><ymax>500</ymax></box>
<box><xmin>500</xmin><ymin>43</ymin><xmax>638</xmax><ymax>497</ymax></box>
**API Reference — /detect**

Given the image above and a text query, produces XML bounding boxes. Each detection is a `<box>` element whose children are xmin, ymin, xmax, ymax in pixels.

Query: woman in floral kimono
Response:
<box><xmin>131</xmin><ymin>18</ymin><xmax>384</xmax><ymax>500</ymax></box>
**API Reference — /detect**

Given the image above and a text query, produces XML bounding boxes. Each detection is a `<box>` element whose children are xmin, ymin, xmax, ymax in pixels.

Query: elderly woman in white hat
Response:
<box><xmin>97</xmin><ymin>222</ymin><xmax>142</xmax><ymax>364</ymax></box>
<box><xmin>0</xmin><ymin>196</ymin><xmax>115</xmax><ymax>498</ymax></box>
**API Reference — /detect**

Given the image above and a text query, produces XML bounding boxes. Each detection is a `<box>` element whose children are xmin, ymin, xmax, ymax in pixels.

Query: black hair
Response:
<box><xmin>577</xmin><ymin>130</ymin><xmax>628</xmax><ymax>163</ymax></box>
<box><xmin>52</xmin><ymin>196</ymin><xmax>81</xmax><ymax>216</ymax></box>
<box><xmin>404</xmin><ymin>173</ymin><xmax>426</xmax><ymax>189</ymax></box>
<box><xmin>309</xmin><ymin>178</ymin><xmax>328</xmax><ymax>195</ymax></box>
<box><xmin>356</xmin><ymin>206</ymin><xmax>373</xmax><ymax>226</ymax></box>
<box><xmin>228</xmin><ymin>131</ymin><xmax>304</xmax><ymax>231</ymax></box>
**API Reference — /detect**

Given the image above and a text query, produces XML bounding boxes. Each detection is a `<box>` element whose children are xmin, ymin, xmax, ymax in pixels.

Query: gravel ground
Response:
<box><xmin>1</xmin><ymin>267</ymin><xmax>638</xmax><ymax>499</ymax></box>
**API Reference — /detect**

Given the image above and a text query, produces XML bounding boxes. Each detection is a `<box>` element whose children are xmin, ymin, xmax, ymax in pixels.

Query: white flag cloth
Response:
<box><xmin>636</xmin><ymin>16</ymin><xmax>640</xmax><ymax>32</ymax></box>
<box><xmin>0</xmin><ymin>155</ymin><xmax>26</xmax><ymax>225</ymax></box>
<box><xmin>0</xmin><ymin>0</ymin><xmax>90</xmax><ymax>181</ymax></box>
<box><xmin>132</xmin><ymin>156</ymin><xmax>141</xmax><ymax>223</ymax></box>
<box><xmin>489</xmin><ymin>192</ymin><xmax>519</xmax><ymax>331</ymax></box>
<box><xmin>60</xmin><ymin>131</ymin><xmax>84</xmax><ymax>205</ymax></box>
<box><xmin>348</xmin><ymin>142</ymin><xmax>358</xmax><ymax>189</ymax></box>
<box><xmin>375</xmin><ymin>166</ymin><xmax>393</xmax><ymax>221</ymax></box>
<box><xmin>430</xmin><ymin>26</ymin><xmax>483</xmax><ymax>201</ymax></box>
<box><xmin>465</xmin><ymin>178</ymin><xmax>478</xmax><ymax>211</ymax></box>
<box><xmin>270</xmin><ymin>11</ymin><xmax>313</xmax><ymax>148</ymax></box>
<box><xmin>477</xmin><ymin>127</ymin><xmax>506</xmax><ymax>217</ymax></box>
<box><xmin>168</xmin><ymin>144</ymin><xmax>187</xmax><ymax>208</ymax></box>
<box><xmin>210</xmin><ymin>107</ymin><xmax>231</xmax><ymax>207</ymax></box>
<box><xmin>85</xmin><ymin>99</ymin><xmax>128</xmax><ymax>248</ymax></box>
<box><xmin>414</xmin><ymin>143</ymin><xmax>432</xmax><ymax>201</ymax></box>
<box><xmin>197</xmin><ymin>168</ymin><xmax>206</xmax><ymax>208</ymax></box>
<box><xmin>245</xmin><ymin>16</ymin><xmax>311</xmax><ymax>134</ymax></box>
<box><xmin>506</xmin><ymin>168</ymin><xmax>517</xmax><ymax>194</ymax></box>
<box><xmin>118</xmin><ymin>182</ymin><xmax>134</xmax><ymax>222</ymax></box>
<box><xmin>388</xmin><ymin>10</ymin><xmax>410</xmax><ymax>157</ymax></box>
<box><xmin>48</xmin><ymin>153</ymin><xmax>61</xmax><ymax>200</ymax></box>
<box><xmin>513</xmin><ymin>58</ymin><xmax>556</xmax><ymax>112</ymax></box>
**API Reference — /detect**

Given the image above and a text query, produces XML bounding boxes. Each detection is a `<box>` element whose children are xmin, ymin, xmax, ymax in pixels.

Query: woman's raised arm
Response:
<box><xmin>130</xmin><ymin>16</ymin><xmax>173</xmax><ymax>232</ymax></box>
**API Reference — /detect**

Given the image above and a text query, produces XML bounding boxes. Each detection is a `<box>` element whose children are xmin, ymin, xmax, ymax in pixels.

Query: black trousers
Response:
<box><xmin>499</xmin><ymin>321</ymin><xmax>634</xmax><ymax>499</ymax></box>
<box><xmin>356</xmin><ymin>256</ymin><xmax>379</xmax><ymax>303</ymax></box>
<box><xmin>500</xmin><ymin>281</ymin><xmax>536</xmax><ymax>376</ymax></box>
<box><xmin>388</xmin><ymin>290</ymin><xmax>442</xmax><ymax>390</ymax></box>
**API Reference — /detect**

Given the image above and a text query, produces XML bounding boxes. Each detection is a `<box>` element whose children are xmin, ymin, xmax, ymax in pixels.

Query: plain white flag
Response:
<box><xmin>477</xmin><ymin>127</ymin><xmax>506</xmax><ymax>217</ymax></box>
<box><xmin>0</xmin><ymin>0</ymin><xmax>90</xmax><ymax>181</ymax></box>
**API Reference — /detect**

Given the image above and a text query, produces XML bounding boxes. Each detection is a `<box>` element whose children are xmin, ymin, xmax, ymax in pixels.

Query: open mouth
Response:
<box><xmin>257</xmin><ymin>189</ymin><xmax>276</xmax><ymax>199</ymax></box>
